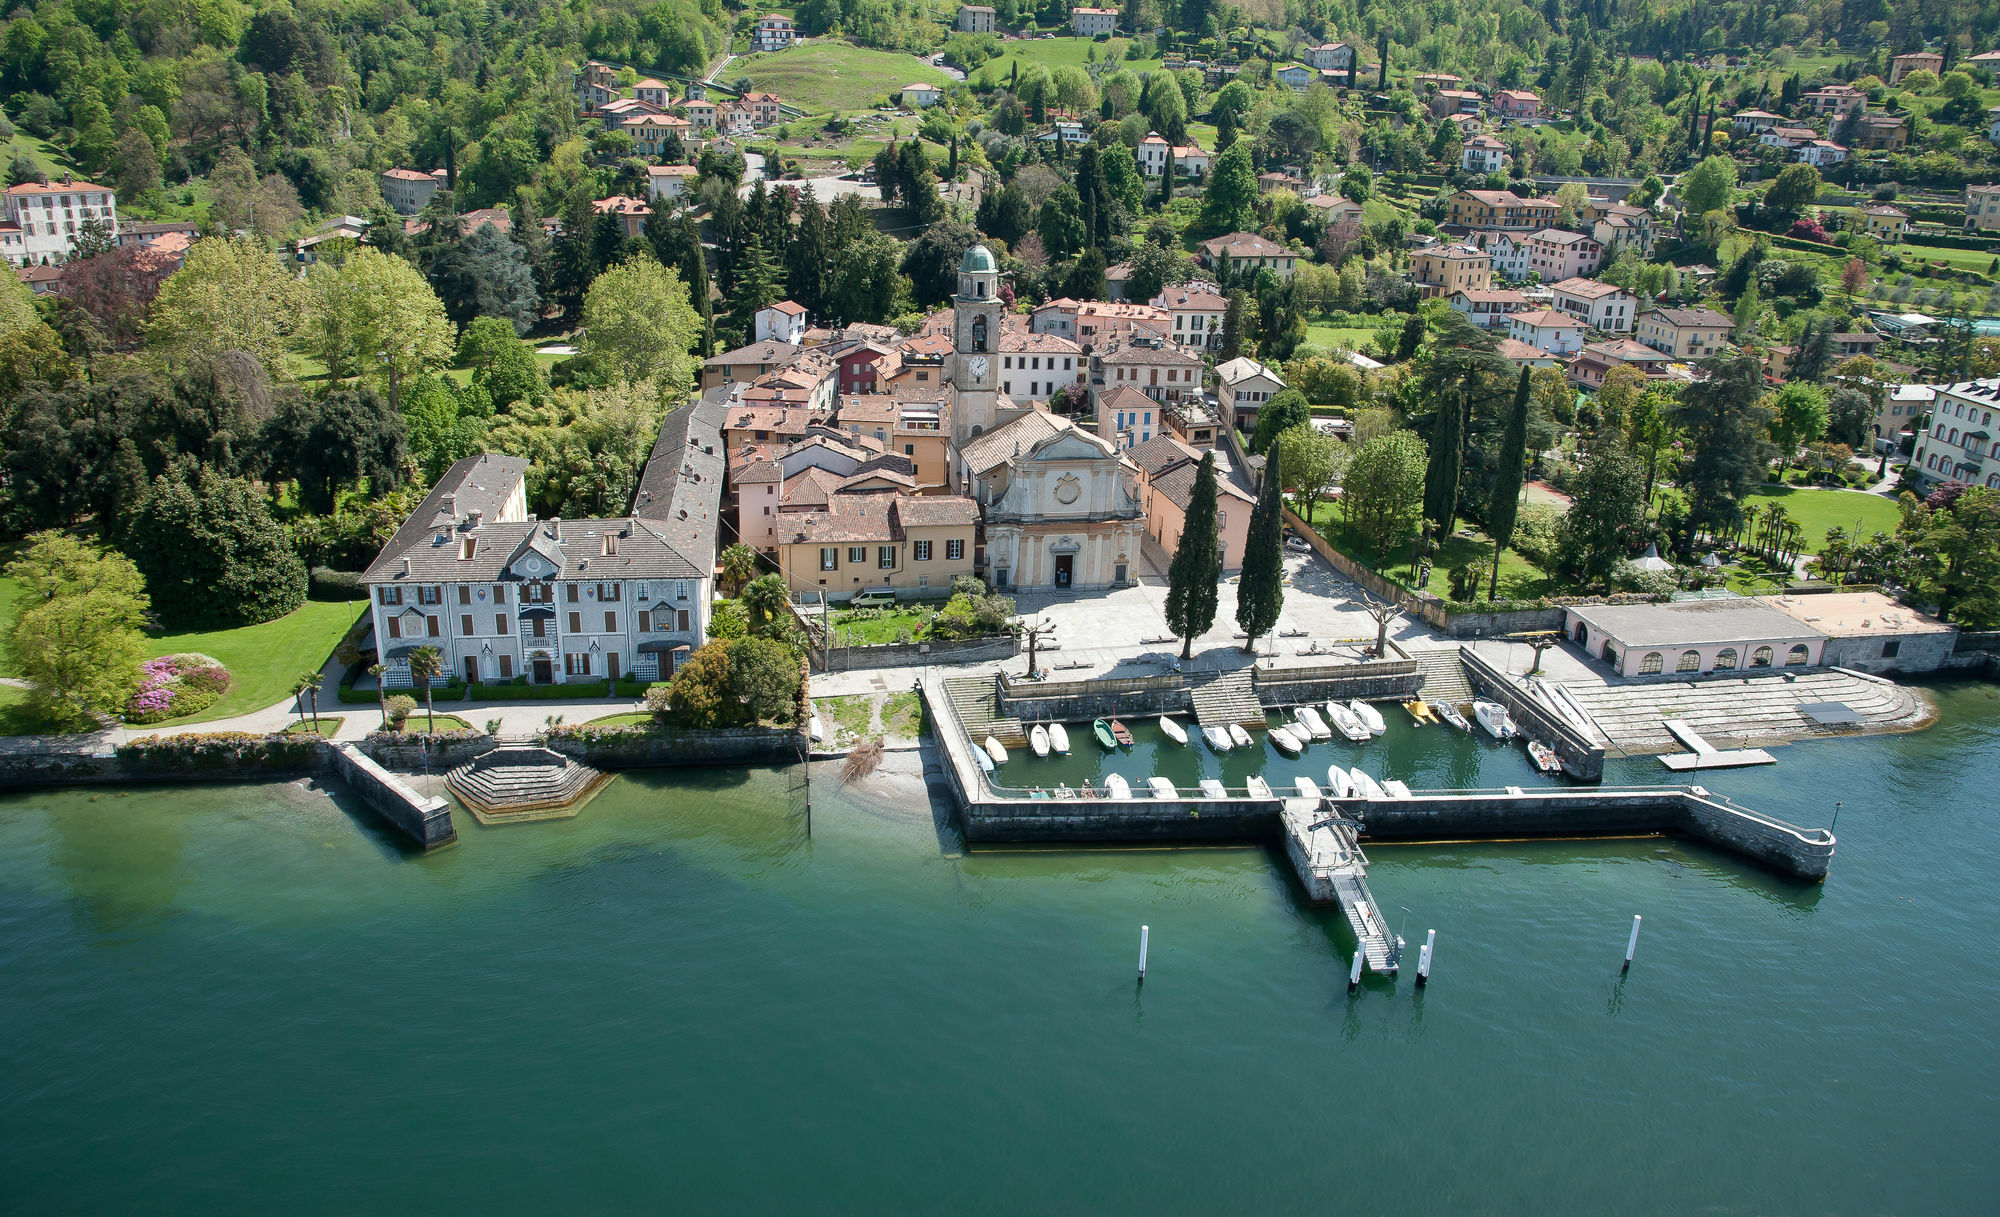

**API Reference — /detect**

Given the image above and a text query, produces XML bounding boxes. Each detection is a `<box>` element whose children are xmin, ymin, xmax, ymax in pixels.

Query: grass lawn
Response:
<box><xmin>819</xmin><ymin>694</ymin><xmax>875</xmax><ymax>739</ymax></box>
<box><xmin>586</xmin><ymin>712</ymin><xmax>657</xmax><ymax>727</ymax></box>
<box><xmin>737</xmin><ymin>43</ymin><xmax>952</xmax><ymax>114</ymax></box>
<box><xmin>1305</xmin><ymin>323</ymin><xmax>1380</xmax><ymax>351</ymax></box>
<box><xmin>880</xmin><ymin>690</ymin><xmax>922</xmax><ymax>738</ymax></box>
<box><xmin>1744</xmin><ymin>485</ymin><xmax>1901</xmax><ymax>549</ymax></box>
<box><xmin>1896</xmin><ymin>242</ymin><xmax>2000</xmax><ymax>278</ymax></box>
<box><xmin>146</xmin><ymin>600</ymin><xmax>365</xmax><ymax>725</ymax></box>
<box><xmin>394</xmin><ymin>712</ymin><xmax>473</xmax><ymax>732</ymax></box>
<box><xmin>282</xmin><ymin>716</ymin><xmax>346</xmax><ymax>737</ymax></box>
<box><xmin>830</xmin><ymin>605</ymin><xmax>934</xmax><ymax>644</ymax></box>
<box><xmin>0</xmin><ymin>574</ymin><xmax>19</xmax><ymax>679</ymax></box>
<box><xmin>974</xmin><ymin>36</ymin><xmax>1163</xmax><ymax>85</ymax></box>
<box><xmin>1303</xmin><ymin>503</ymin><xmax>1558</xmax><ymax>601</ymax></box>
<box><xmin>0</xmin><ymin>124</ymin><xmax>77</xmax><ymax>179</ymax></box>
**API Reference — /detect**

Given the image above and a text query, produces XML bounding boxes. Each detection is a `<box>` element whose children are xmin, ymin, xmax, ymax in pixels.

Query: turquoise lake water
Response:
<box><xmin>2</xmin><ymin>684</ymin><xmax>1997</xmax><ymax>1213</ymax></box>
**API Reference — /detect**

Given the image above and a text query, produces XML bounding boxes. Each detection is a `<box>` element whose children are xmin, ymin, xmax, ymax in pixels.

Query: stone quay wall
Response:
<box><xmin>997</xmin><ymin>672</ymin><xmax>1197</xmax><ymax>723</ymax></box>
<box><xmin>544</xmin><ymin>723</ymin><xmax>805</xmax><ymax>768</ymax></box>
<box><xmin>362</xmin><ymin>732</ymin><xmax>497</xmax><ymax>770</ymax></box>
<box><xmin>1459</xmin><ymin>645</ymin><xmax>1605</xmax><ymax>780</ymax></box>
<box><xmin>1253</xmin><ymin>659</ymin><xmax>1422</xmax><ymax>706</ymax></box>
<box><xmin>326</xmin><ymin>743</ymin><xmax>456</xmax><ymax>849</ymax></box>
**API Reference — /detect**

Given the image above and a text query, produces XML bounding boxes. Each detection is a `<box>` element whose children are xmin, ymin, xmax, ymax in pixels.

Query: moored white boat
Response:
<box><xmin>1349</xmin><ymin>767</ymin><xmax>1386</xmax><ymax>799</ymax></box>
<box><xmin>1199</xmin><ymin>778</ymin><xmax>1228</xmax><ymax>798</ymax></box>
<box><xmin>1048</xmin><ymin>723</ymin><xmax>1070</xmax><ymax>754</ymax></box>
<box><xmin>976</xmin><ymin>747</ymin><xmax>994</xmax><ymax>774</ymax></box>
<box><xmin>1382</xmin><ymin>779</ymin><xmax>1414</xmax><ymax>798</ymax></box>
<box><xmin>1436</xmin><ymin>701</ymin><xmax>1471</xmax><ymax>732</ymax></box>
<box><xmin>1325</xmin><ymin>702</ymin><xmax>1371</xmax><ymax>742</ymax></box>
<box><xmin>1527</xmin><ymin>739</ymin><xmax>1563</xmax><ymax>773</ymax></box>
<box><xmin>1147</xmin><ymin>777</ymin><xmax>1177</xmax><ymax>799</ymax></box>
<box><xmin>984</xmin><ymin>735</ymin><xmax>1008</xmax><ymax>764</ymax></box>
<box><xmin>1294</xmin><ymin>776</ymin><xmax>1321</xmax><ymax>800</ymax></box>
<box><xmin>1246</xmin><ymin>776</ymin><xmax>1275</xmax><ymax>799</ymax></box>
<box><xmin>1269</xmin><ymin>724</ymin><xmax>1304</xmax><ymax>755</ymax></box>
<box><xmin>1105</xmin><ymin>773</ymin><xmax>1133</xmax><ymax>800</ymax></box>
<box><xmin>1202</xmin><ymin>725</ymin><xmax>1233</xmax><ymax>751</ymax></box>
<box><xmin>1030</xmin><ymin>724</ymin><xmax>1050</xmax><ymax>757</ymax></box>
<box><xmin>808</xmin><ymin>711</ymin><xmax>826</xmax><ymax>743</ymax></box>
<box><xmin>1228</xmin><ymin>723</ymin><xmax>1253</xmax><ymax>748</ymax></box>
<box><xmin>1324</xmin><ymin>765</ymin><xmax>1353</xmax><ymax>798</ymax></box>
<box><xmin>1294</xmin><ymin>705</ymin><xmax>1332</xmax><ymax>740</ymax></box>
<box><xmin>1158</xmin><ymin>715</ymin><xmax>1188</xmax><ymax>745</ymax></box>
<box><xmin>1349</xmin><ymin>699</ymin><xmax>1387</xmax><ymax>735</ymax></box>
<box><xmin>1474</xmin><ymin>699</ymin><xmax>1517</xmax><ymax>740</ymax></box>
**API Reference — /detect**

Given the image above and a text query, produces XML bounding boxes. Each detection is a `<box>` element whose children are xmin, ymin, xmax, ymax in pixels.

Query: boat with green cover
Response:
<box><xmin>1092</xmin><ymin>718</ymin><xmax>1118</xmax><ymax>750</ymax></box>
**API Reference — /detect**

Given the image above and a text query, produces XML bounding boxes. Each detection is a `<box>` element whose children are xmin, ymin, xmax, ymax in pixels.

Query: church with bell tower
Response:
<box><xmin>944</xmin><ymin>243</ymin><xmax>1145</xmax><ymax>594</ymax></box>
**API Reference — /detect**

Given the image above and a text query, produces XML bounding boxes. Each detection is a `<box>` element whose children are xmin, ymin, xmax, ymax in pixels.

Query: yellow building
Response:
<box><xmin>1855</xmin><ymin>204</ymin><xmax>1909</xmax><ymax>244</ymax></box>
<box><xmin>1410</xmin><ymin>243</ymin><xmax>1493</xmax><ymax>299</ymax></box>
<box><xmin>777</xmin><ymin>489</ymin><xmax>980</xmax><ymax>599</ymax></box>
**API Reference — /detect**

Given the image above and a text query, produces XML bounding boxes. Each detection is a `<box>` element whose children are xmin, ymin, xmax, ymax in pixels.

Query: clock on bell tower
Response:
<box><xmin>952</xmin><ymin>243</ymin><xmax>1005</xmax><ymax>445</ymax></box>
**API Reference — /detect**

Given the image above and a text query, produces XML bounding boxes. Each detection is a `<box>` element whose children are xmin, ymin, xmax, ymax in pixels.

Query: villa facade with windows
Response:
<box><xmin>362</xmin><ymin>393</ymin><xmax>727</xmax><ymax>687</ymax></box>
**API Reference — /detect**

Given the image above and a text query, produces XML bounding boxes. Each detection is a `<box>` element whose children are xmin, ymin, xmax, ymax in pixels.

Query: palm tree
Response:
<box><xmin>295</xmin><ymin>670</ymin><xmax>324</xmax><ymax>732</ymax></box>
<box><xmin>720</xmin><ymin>543</ymin><xmax>761</xmax><ymax>594</ymax></box>
<box><xmin>368</xmin><ymin>662</ymin><xmax>388</xmax><ymax>729</ymax></box>
<box><xmin>408</xmin><ymin>645</ymin><xmax>444</xmax><ymax>732</ymax></box>
<box><xmin>740</xmin><ymin>573</ymin><xmax>790</xmax><ymax>636</ymax></box>
<box><xmin>289</xmin><ymin>671</ymin><xmax>316</xmax><ymax>731</ymax></box>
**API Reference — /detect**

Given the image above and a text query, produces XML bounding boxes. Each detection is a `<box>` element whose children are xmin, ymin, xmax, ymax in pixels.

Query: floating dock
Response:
<box><xmin>1659</xmin><ymin>719</ymin><xmax>1777</xmax><ymax>771</ymax></box>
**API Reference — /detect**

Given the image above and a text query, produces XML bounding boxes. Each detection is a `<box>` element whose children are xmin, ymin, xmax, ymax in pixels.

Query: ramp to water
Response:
<box><xmin>1279</xmin><ymin>800</ymin><xmax>1399</xmax><ymax>973</ymax></box>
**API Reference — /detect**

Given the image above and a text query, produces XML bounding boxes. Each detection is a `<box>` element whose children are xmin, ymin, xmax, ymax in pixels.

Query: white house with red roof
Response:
<box><xmin>752</xmin><ymin>13</ymin><xmax>795</xmax><ymax>51</ymax></box>
<box><xmin>2</xmin><ymin>178</ymin><xmax>119</xmax><ymax>265</ymax></box>
<box><xmin>756</xmin><ymin>300</ymin><xmax>809</xmax><ymax>345</ymax></box>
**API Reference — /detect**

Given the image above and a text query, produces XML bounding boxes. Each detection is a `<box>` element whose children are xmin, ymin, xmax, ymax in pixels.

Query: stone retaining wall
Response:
<box><xmin>326</xmin><ymin>743</ymin><xmax>456</xmax><ymax>849</ymax></box>
<box><xmin>817</xmin><ymin>634</ymin><xmax>1017</xmax><ymax>673</ymax></box>
<box><xmin>1459</xmin><ymin>646</ymin><xmax>1606</xmax><ymax>780</ymax></box>
<box><xmin>545</xmin><ymin>723</ymin><xmax>805</xmax><ymax>768</ymax></box>
<box><xmin>362</xmin><ymin>733</ymin><xmax>496</xmax><ymax>770</ymax></box>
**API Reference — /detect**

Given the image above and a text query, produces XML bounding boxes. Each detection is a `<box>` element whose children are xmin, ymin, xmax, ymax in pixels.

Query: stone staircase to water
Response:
<box><xmin>1407</xmin><ymin>647</ymin><xmax>1474</xmax><ymax>706</ymax></box>
<box><xmin>1561</xmin><ymin>670</ymin><xmax>1931</xmax><ymax>752</ymax></box>
<box><xmin>1193</xmin><ymin>671</ymin><xmax>1266</xmax><ymax>728</ymax></box>
<box><xmin>446</xmin><ymin>745</ymin><xmax>612</xmax><ymax>822</ymax></box>
<box><xmin>943</xmin><ymin>676</ymin><xmax>1025</xmax><ymax>746</ymax></box>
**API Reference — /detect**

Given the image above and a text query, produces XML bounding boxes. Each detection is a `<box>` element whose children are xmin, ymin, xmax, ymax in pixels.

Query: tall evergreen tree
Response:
<box><xmin>1219</xmin><ymin>291</ymin><xmax>1247</xmax><ymax>360</ymax></box>
<box><xmin>786</xmin><ymin>188</ymin><xmax>831</xmax><ymax>318</ymax></box>
<box><xmin>1164</xmin><ymin>452</ymin><xmax>1222</xmax><ymax>660</ymax></box>
<box><xmin>1487</xmin><ymin>367</ymin><xmax>1531</xmax><ymax>599</ymax></box>
<box><xmin>1235</xmin><ymin>438</ymin><xmax>1286</xmax><ymax>654</ymax></box>
<box><xmin>1421</xmin><ymin>386</ymin><xmax>1466</xmax><ymax>538</ymax></box>
<box><xmin>725</xmin><ymin>235</ymin><xmax>782</xmax><ymax>338</ymax></box>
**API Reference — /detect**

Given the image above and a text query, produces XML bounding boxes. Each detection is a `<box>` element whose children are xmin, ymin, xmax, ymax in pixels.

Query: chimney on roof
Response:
<box><xmin>401</xmin><ymin>557</ymin><xmax>411</xmax><ymax>576</ymax></box>
<box><xmin>550</xmin><ymin>517</ymin><xmax>562</xmax><ymax>540</ymax></box>
<box><xmin>442</xmin><ymin>492</ymin><xmax>456</xmax><ymax>516</ymax></box>
<box><xmin>468</xmin><ymin>509</ymin><xmax>483</xmax><ymax>529</ymax></box>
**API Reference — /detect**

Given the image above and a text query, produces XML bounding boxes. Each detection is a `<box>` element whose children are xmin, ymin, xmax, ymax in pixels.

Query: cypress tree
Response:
<box><xmin>1487</xmin><ymin>367</ymin><xmax>1531</xmax><ymax>600</ymax></box>
<box><xmin>1235</xmin><ymin>437</ymin><xmax>1286</xmax><ymax>654</ymax></box>
<box><xmin>1422</xmin><ymin>388</ymin><xmax>1466</xmax><ymax>537</ymax></box>
<box><xmin>1219</xmin><ymin>291</ymin><xmax>1247</xmax><ymax>360</ymax></box>
<box><xmin>1165</xmin><ymin>452</ymin><xmax>1222</xmax><ymax>660</ymax></box>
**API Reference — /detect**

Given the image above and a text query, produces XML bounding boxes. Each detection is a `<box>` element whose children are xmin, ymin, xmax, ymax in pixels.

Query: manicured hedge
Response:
<box><xmin>309</xmin><ymin>567</ymin><xmax>369</xmax><ymax>601</ymax></box>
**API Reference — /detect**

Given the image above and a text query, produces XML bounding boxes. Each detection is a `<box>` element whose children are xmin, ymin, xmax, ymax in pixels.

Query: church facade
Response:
<box><xmin>948</xmin><ymin>245</ymin><xmax>1145</xmax><ymax>592</ymax></box>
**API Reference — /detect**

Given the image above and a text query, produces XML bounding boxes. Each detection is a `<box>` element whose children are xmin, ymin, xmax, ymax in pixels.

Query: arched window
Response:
<box><xmin>1574</xmin><ymin>622</ymin><xmax>1589</xmax><ymax>643</ymax></box>
<box><xmin>1715</xmin><ymin>648</ymin><xmax>1738</xmax><ymax>670</ymax></box>
<box><xmin>1751</xmin><ymin>645</ymin><xmax>1774</xmax><ymax>667</ymax></box>
<box><xmin>1786</xmin><ymin>644</ymin><xmax>1811</xmax><ymax>666</ymax></box>
<box><xmin>1639</xmin><ymin>651</ymin><xmax>1664</xmax><ymax>674</ymax></box>
<box><xmin>971</xmin><ymin>314</ymin><xmax>987</xmax><ymax>352</ymax></box>
<box><xmin>1677</xmin><ymin>650</ymin><xmax>1701</xmax><ymax>672</ymax></box>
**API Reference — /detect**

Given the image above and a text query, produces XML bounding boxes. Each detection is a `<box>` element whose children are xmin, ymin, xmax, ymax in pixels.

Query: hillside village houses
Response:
<box><xmin>380</xmin><ymin>168</ymin><xmax>446</xmax><ymax>215</ymax></box>
<box><xmin>956</xmin><ymin>3</ymin><xmax>995</xmax><ymax>32</ymax></box>
<box><xmin>1461</xmin><ymin>134</ymin><xmax>1506</xmax><ymax>174</ymax></box>
<box><xmin>1855</xmin><ymin>204</ymin><xmax>1910</xmax><ymax>243</ymax></box>
<box><xmin>1509</xmin><ymin>308</ymin><xmax>1588</xmax><ymax>356</ymax></box>
<box><xmin>1138</xmin><ymin>134</ymin><xmax>1211</xmax><ymax>177</ymax></box>
<box><xmin>1214</xmin><ymin>356</ymin><xmax>1286</xmax><ymax>431</ymax></box>
<box><xmin>1634</xmin><ymin>307</ymin><xmax>1734</xmax><ymax>360</ymax></box>
<box><xmin>751</xmin><ymin>12</ymin><xmax>795</xmax><ymax>51</ymax></box>
<box><xmin>1550</xmin><ymin>276</ymin><xmax>1636</xmax><ymax>332</ymax></box>
<box><xmin>1131</xmin><ymin>436</ymin><xmax>1257</xmax><ymax>573</ymax></box>
<box><xmin>1968</xmin><ymin>184</ymin><xmax>2000</xmax><ymax>233</ymax></box>
<box><xmin>1196</xmin><ymin>231</ymin><xmax>1298</xmax><ymax>278</ymax></box>
<box><xmin>1410</xmin><ymin>243</ymin><xmax>1492</xmax><ymax>298</ymax></box>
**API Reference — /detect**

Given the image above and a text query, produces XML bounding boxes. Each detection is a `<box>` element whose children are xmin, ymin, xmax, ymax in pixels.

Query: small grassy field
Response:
<box><xmin>282</xmin><ymin>716</ymin><xmax>346</xmax><ymax>737</ymax></box>
<box><xmin>146</xmin><ymin>601</ymin><xmax>364</xmax><ymax>725</ymax></box>
<box><xmin>974</xmin><ymin>36</ymin><xmax>1164</xmax><ymax>85</ymax></box>
<box><xmin>737</xmin><ymin>43</ymin><xmax>952</xmax><ymax>114</ymax></box>
<box><xmin>586</xmin><ymin>712</ymin><xmax>657</xmax><ymax>727</ymax></box>
<box><xmin>1303</xmin><ymin>503</ymin><xmax>1558</xmax><ymax>601</ymax></box>
<box><xmin>1896</xmin><ymin>242</ymin><xmax>2000</xmax><ymax>278</ymax></box>
<box><xmin>0</xmin><ymin>574</ymin><xmax>20</xmax><ymax>679</ymax></box>
<box><xmin>818</xmin><ymin>694</ymin><xmax>875</xmax><ymax>739</ymax></box>
<box><xmin>1305</xmin><ymin>323</ymin><xmax>1381</xmax><ymax>351</ymax></box>
<box><xmin>830</xmin><ymin>605</ymin><xmax>935</xmax><ymax>644</ymax></box>
<box><xmin>0</xmin><ymin>123</ymin><xmax>77</xmax><ymax>179</ymax></box>
<box><xmin>880</xmin><ymin>690</ymin><xmax>922</xmax><ymax>737</ymax></box>
<box><xmin>1744</xmin><ymin>485</ymin><xmax>1902</xmax><ymax>548</ymax></box>
<box><xmin>392</xmin><ymin>712</ymin><xmax>473</xmax><ymax>732</ymax></box>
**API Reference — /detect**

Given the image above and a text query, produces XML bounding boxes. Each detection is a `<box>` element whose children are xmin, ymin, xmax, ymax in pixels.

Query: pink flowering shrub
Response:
<box><xmin>124</xmin><ymin>654</ymin><xmax>233</xmax><ymax>724</ymax></box>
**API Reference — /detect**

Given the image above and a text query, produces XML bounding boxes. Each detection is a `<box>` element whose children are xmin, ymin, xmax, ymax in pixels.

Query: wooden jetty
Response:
<box><xmin>1660</xmin><ymin>718</ymin><xmax>1777</xmax><ymax>771</ymax></box>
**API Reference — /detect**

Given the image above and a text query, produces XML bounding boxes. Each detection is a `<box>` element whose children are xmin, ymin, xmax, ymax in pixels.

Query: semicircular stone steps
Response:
<box><xmin>447</xmin><ymin>745</ymin><xmax>612</xmax><ymax>822</ymax></box>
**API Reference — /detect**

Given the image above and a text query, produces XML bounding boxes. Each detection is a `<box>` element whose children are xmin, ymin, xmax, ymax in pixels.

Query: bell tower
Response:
<box><xmin>952</xmin><ymin>243</ymin><xmax>1005</xmax><ymax>447</ymax></box>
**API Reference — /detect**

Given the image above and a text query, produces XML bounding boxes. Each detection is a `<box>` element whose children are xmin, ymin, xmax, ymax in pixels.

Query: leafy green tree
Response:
<box><xmin>1903</xmin><ymin>489</ymin><xmax>2000</xmax><ymax>627</ymax></box>
<box><xmin>1486</xmin><ymin>367</ymin><xmax>1532</xmax><ymax>599</ymax></box>
<box><xmin>264</xmin><ymin>387</ymin><xmax>408</xmax><ymax>515</ymax></box>
<box><xmin>581</xmin><ymin>255</ymin><xmax>700</xmax><ymax>393</ymax></box>
<box><xmin>2</xmin><ymin>532</ymin><xmax>149</xmax><ymax>728</ymax></box>
<box><xmin>901</xmin><ymin>220</ymin><xmax>982</xmax><ymax>308</ymax></box>
<box><xmin>1251</xmin><ymin>388</ymin><xmax>1311</xmax><ymax>453</ymax></box>
<box><xmin>455</xmin><ymin>317</ymin><xmax>546</xmax><ymax>410</ymax></box>
<box><xmin>1164</xmin><ymin>452</ymin><xmax>1222</xmax><ymax>659</ymax></box>
<box><xmin>1199</xmin><ymin>144</ymin><xmax>1258</xmax><ymax>234</ymax></box>
<box><xmin>1037</xmin><ymin>186</ymin><xmax>1087</xmax><ymax>260</ymax></box>
<box><xmin>301</xmin><ymin>248</ymin><xmax>454</xmax><ymax>411</ymax></box>
<box><xmin>1767</xmin><ymin>381</ymin><xmax>1830</xmax><ymax>476</ymax></box>
<box><xmin>126</xmin><ymin>463</ymin><xmax>307</xmax><ymax>629</ymax></box>
<box><xmin>401</xmin><ymin>375</ymin><xmax>491</xmax><ymax>481</ymax></box>
<box><xmin>1677</xmin><ymin>154</ymin><xmax>1739</xmax><ymax>219</ymax></box>
<box><xmin>1278</xmin><ymin>424</ymin><xmax>1348</xmax><ymax>521</ymax></box>
<box><xmin>1342</xmin><ymin>429</ymin><xmax>1428</xmax><ymax>554</ymax></box>
<box><xmin>1555</xmin><ymin>440</ymin><xmax>1646</xmax><ymax>594</ymax></box>
<box><xmin>727</xmin><ymin>635</ymin><xmax>802</xmax><ymax>723</ymax></box>
<box><xmin>1235</xmin><ymin>438</ymin><xmax>1286</xmax><ymax>653</ymax></box>
<box><xmin>146</xmin><ymin>237</ymin><xmax>306</xmax><ymax>379</ymax></box>
<box><xmin>1764</xmin><ymin>163</ymin><xmax>1822</xmax><ymax>216</ymax></box>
